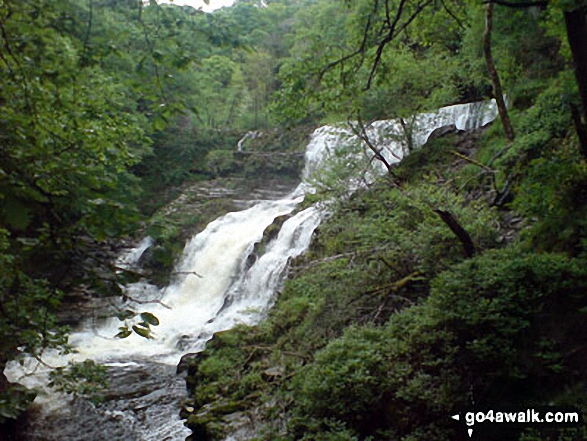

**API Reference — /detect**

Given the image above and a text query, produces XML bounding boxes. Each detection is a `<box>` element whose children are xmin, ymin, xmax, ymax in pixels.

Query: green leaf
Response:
<box><xmin>140</xmin><ymin>312</ymin><xmax>160</xmax><ymax>326</ymax></box>
<box><xmin>132</xmin><ymin>325</ymin><xmax>152</xmax><ymax>339</ymax></box>
<box><xmin>115</xmin><ymin>327</ymin><xmax>132</xmax><ymax>339</ymax></box>
<box><xmin>116</xmin><ymin>310</ymin><xmax>136</xmax><ymax>321</ymax></box>
<box><xmin>152</xmin><ymin>117</ymin><xmax>166</xmax><ymax>132</ymax></box>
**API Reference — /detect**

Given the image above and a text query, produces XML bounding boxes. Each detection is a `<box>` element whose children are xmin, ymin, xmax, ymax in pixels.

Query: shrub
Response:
<box><xmin>205</xmin><ymin>149</ymin><xmax>238</xmax><ymax>177</ymax></box>
<box><xmin>290</xmin><ymin>248</ymin><xmax>587</xmax><ymax>440</ymax></box>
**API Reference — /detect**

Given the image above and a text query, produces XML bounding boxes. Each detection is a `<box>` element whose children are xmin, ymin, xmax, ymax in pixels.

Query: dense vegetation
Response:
<box><xmin>2</xmin><ymin>0</ymin><xmax>587</xmax><ymax>439</ymax></box>
<box><xmin>181</xmin><ymin>0</ymin><xmax>587</xmax><ymax>440</ymax></box>
<box><xmin>185</xmin><ymin>128</ymin><xmax>587</xmax><ymax>440</ymax></box>
<box><xmin>0</xmin><ymin>0</ymin><xmax>307</xmax><ymax>425</ymax></box>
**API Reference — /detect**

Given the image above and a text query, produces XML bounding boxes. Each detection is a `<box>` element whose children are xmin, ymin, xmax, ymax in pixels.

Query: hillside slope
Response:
<box><xmin>182</xmin><ymin>122</ymin><xmax>587</xmax><ymax>441</ymax></box>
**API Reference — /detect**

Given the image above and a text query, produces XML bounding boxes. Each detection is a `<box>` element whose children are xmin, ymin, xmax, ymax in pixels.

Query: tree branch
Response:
<box><xmin>449</xmin><ymin>150</ymin><xmax>496</xmax><ymax>172</ymax></box>
<box><xmin>482</xmin><ymin>0</ymin><xmax>547</xmax><ymax>8</ymax></box>
<box><xmin>365</xmin><ymin>0</ymin><xmax>433</xmax><ymax>90</ymax></box>
<box><xmin>173</xmin><ymin>270</ymin><xmax>204</xmax><ymax>278</ymax></box>
<box><xmin>440</xmin><ymin>0</ymin><xmax>465</xmax><ymax>29</ymax></box>
<box><xmin>434</xmin><ymin>209</ymin><xmax>476</xmax><ymax>258</ymax></box>
<box><xmin>348</xmin><ymin>114</ymin><xmax>398</xmax><ymax>174</ymax></box>
<box><xmin>317</xmin><ymin>0</ymin><xmax>380</xmax><ymax>81</ymax></box>
<box><xmin>121</xmin><ymin>293</ymin><xmax>172</xmax><ymax>309</ymax></box>
<box><xmin>483</xmin><ymin>2</ymin><xmax>515</xmax><ymax>141</ymax></box>
<box><xmin>365</xmin><ymin>0</ymin><xmax>408</xmax><ymax>89</ymax></box>
<box><xmin>564</xmin><ymin>7</ymin><xmax>587</xmax><ymax>158</ymax></box>
<box><xmin>82</xmin><ymin>0</ymin><xmax>94</xmax><ymax>65</ymax></box>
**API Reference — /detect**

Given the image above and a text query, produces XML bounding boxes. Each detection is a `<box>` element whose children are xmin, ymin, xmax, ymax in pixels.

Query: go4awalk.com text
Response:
<box><xmin>451</xmin><ymin>406</ymin><xmax>583</xmax><ymax>438</ymax></box>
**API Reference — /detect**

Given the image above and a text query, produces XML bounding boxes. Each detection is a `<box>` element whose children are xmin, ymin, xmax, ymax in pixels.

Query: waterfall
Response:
<box><xmin>302</xmin><ymin>99</ymin><xmax>500</xmax><ymax>181</ymax></box>
<box><xmin>116</xmin><ymin>236</ymin><xmax>154</xmax><ymax>269</ymax></box>
<box><xmin>236</xmin><ymin>131</ymin><xmax>262</xmax><ymax>152</ymax></box>
<box><xmin>4</xmin><ymin>100</ymin><xmax>498</xmax><ymax>440</ymax></box>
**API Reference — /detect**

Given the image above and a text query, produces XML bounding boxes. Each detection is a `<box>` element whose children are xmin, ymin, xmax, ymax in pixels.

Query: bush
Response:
<box><xmin>205</xmin><ymin>149</ymin><xmax>238</xmax><ymax>177</ymax></box>
<box><xmin>290</xmin><ymin>248</ymin><xmax>587</xmax><ymax>440</ymax></box>
<box><xmin>293</xmin><ymin>325</ymin><xmax>393</xmax><ymax>435</ymax></box>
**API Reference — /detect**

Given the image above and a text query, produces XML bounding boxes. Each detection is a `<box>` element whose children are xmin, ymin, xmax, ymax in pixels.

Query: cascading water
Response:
<box><xmin>4</xmin><ymin>100</ymin><xmax>499</xmax><ymax>440</ymax></box>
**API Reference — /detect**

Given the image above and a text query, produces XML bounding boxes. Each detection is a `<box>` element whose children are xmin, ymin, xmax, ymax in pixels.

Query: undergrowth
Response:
<box><xmin>184</xmin><ymin>108</ymin><xmax>587</xmax><ymax>441</ymax></box>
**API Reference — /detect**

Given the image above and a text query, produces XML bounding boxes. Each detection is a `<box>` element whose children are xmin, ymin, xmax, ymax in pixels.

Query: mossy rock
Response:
<box><xmin>250</xmin><ymin>213</ymin><xmax>293</xmax><ymax>262</ymax></box>
<box><xmin>186</xmin><ymin>400</ymin><xmax>249</xmax><ymax>440</ymax></box>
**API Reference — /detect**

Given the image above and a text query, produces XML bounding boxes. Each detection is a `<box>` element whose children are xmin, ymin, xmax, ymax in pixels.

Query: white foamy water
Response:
<box><xmin>4</xmin><ymin>100</ymin><xmax>498</xmax><ymax>441</ymax></box>
<box><xmin>303</xmin><ymin>99</ymin><xmax>500</xmax><ymax>181</ymax></box>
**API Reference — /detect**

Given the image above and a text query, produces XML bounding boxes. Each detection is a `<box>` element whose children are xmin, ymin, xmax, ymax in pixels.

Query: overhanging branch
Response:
<box><xmin>481</xmin><ymin>0</ymin><xmax>548</xmax><ymax>8</ymax></box>
<box><xmin>317</xmin><ymin>0</ymin><xmax>380</xmax><ymax>81</ymax></box>
<box><xmin>318</xmin><ymin>0</ymin><xmax>435</xmax><ymax>91</ymax></box>
<box><xmin>365</xmin><ymin>0</ymin><xmax>433</xmax><ymax>90</ymax></box>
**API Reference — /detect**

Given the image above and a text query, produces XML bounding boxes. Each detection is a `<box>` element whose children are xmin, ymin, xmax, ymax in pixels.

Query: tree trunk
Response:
<box><xmin>434</xmin><ymin>209</ymin><xmax>477</xmax><ymax>258</ymax></box>
<box><xmin>399</xmin><ymin>117</ymin><xmax>413</xmax><ymax>155</ymax></box>
<box><xmin>571</xmin><ymin>104</ymin><xmax>587</xmax><ymax>158</ymax></box>
<box><xmin>484</xmin><ymin>3</ymin><xmax>515</xmax><ymax>142</ymax></box>
<box><xmin>564</xmin><ymin>7</ymin><xmax>587</xmax><ymax>157</ymax></box>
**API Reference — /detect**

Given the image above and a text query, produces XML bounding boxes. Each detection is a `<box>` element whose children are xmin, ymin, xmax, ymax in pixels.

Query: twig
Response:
<box><xmin>347</xmin><ymin>114</ymin><xmax>398</xmax><ymax>173</ymax></box>
<box><xmin>440</xmin><ymin>0</ymin><xmax>465</xmax><ymax>29</ymax></box>
<box><xmin>365</xmin><ymin>0</ymin><xmax>433</xmax><ymax>90</ymax></box>
<box><xmin>122</xmin><ymin>295</ymin><xmax>171</xmax><ymax>309</ymax></box>
<box><xmin>449</xmin><ymin>150</ymin><xmax>496</xmax><ymax>173</ymax></box>
<box><xmin>317</xmin><ymin>0</ymin><xmax>380</xmax><ymax>81</ymax></box>
<box><xmin>173</xmin><ymin>271</ymin><xmax>203</xmax><ymax>278</ymax></box>
<box><xmin>358</xmin><ymin>271</ymin><xmax>425</xmax><ymax>299</ymax></box>
<box><xmin>33</xmin><ymin>354</ymin><xmax>58</xmax><ymax>370</ymax></box>
<box><xmin>292</xmin><ymin>246</ymin><xmax>390</xmax><ymax>273</ymax></box>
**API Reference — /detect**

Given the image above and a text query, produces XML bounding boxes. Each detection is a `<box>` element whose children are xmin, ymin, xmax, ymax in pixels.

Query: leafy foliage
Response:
<box><xmin>0</xmin><ymin>0</ymin><xmax>253</xmax><ymax>421</ymax></box>
<box><xmin>48</xmin><ymin>360</ymin><xmax>108</xmax><ymax>401</ymax></box>
<box><xmin>291</xmin><ymin>249</ymin><xmax>587</xmax><ymax>440</ymax></box>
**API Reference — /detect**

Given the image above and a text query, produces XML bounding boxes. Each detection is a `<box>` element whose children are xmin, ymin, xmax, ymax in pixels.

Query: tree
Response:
<box><xmin>275</xmin><ymin>0</ymin><xmax>587</xmax><ymax>157</ymax></box>
<box><xmin>564</xmin><ymin>6</ymin><xmax>587</xmax><ymax>153</ymax></box>
<box><xmin>0</xmin><ymin>0</ymin><xmax>211</xmax><ymax>421</ymax></box>
<box><xmin>483</xmin><ymin>2</ymin><xmax>516</xmax><ymax>141</ymax></box>
<box><xmin>478</xmin><ymin>0</ymin><xmax>587</xmax><ymax>152</ymax></box>
<box><xmin>274</xmin><ymin>0</ymin><xmax>471</xmax><ymax>125</ymax></box>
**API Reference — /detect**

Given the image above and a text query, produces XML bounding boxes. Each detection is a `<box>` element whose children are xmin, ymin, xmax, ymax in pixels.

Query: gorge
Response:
<box><xmin>5</xmin><ymin>101</ymin><xmax>498</xmax><ymax>440</ymax></box>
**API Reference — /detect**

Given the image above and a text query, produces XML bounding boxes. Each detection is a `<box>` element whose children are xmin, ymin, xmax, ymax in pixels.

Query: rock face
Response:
<box><xmin>247</xmin><ymin>213</ymin><xmax>293</xmax><ymax>271</ymax></box>
<box><xmin>426</xmin><ymin>123</ymin><xmax>459</xmax><ymax>141</ymax></box>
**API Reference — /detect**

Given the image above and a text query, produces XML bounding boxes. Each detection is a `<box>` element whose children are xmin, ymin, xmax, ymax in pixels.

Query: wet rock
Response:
<box><xmin>244</xmin><ymin>252</ymin><xmax>258</xmax><ymax>271</ymax></box>
<box><xmin>177</xmin><ymin>352</ymin><xmax>199</xmax><ymax>376</ymax></box>
<box><xmin>262</xmin><ymin>365</ymin><xmax>285</xmax><ymax>379</ymax></box>
<box><xmin>250</xmin><ymin>213</ymin><xmax>293</xmax><ymax>261</ymax></box>
<box><xmin>427</xmin><ymin>124</ymin><xmax>457</xmax><ymax>141</ymax></box>
<box><xmin>18</xmin><ymin>362</ymin><xmax>190</xmax><ymax>441</ymax></box>
<box><xmin>137</xmin><ymin>246</ymin><xmax>154</xmax><ymax>267</ymax></box>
